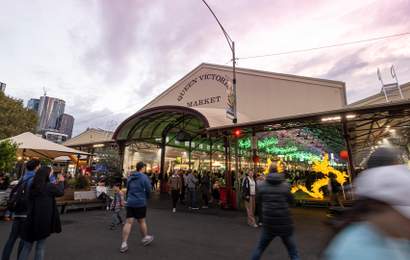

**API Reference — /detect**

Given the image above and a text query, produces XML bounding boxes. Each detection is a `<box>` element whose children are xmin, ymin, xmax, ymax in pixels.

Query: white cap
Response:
<box><xmin>355</xmin><ymin>164</ymin><xmax>410</xmax><ymax>219</ymax></box>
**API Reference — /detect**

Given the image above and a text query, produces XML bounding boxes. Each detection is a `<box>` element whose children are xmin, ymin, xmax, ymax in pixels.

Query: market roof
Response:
<box><xmin>3</xmin><ymin>132</ymin><xmax>91</xmax><ymax>159</ymax></box>
<box><xmin>63</xmin><ymin>128</ymin><xmax>114</xmax><ymax>147</ymax></box>
<box><xmin>113</xmin><ymin>106</ymin><xmax>210</xmax><ymax>142</ymax></box>
<box><xmin>207</xmin><ymin>99</ymin><xmax>410</xmax><ymax>167</ymax></box>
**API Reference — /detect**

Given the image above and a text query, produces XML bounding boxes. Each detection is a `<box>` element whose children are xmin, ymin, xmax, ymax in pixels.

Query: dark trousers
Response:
<box><xmin>251</xmin><ymin>229</ymin><xmax>300</xmax><ymax>260</ymax></box>
<box><xmin>2</xmin><ymin>219</ymin><xmax>24</xmax><ymax>260</ymax></box>
<box><xmin>171</xmin><ymin>190</ymin><xmax>180</xmax><ymax>208</ymax></box>
<box><xmin>188</xmin><ymin>188</ymin><xmax>197</xmax><ymax>208</ymax></box>
<box><xmin>202</xmin><ymin>192</ymin><xmax>209</xmax><ymax>207</ymax></box>
<box><xmin>180</xmin><ymin>187</ymin><xmax>186</xmax><ymax>204</ymax></box>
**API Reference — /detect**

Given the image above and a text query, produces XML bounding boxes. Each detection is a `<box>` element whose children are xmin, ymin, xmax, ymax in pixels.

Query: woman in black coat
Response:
<box><xmin>18</xmin><ymin>166</ymin><xmax>64</xmax><ymax>260</ymax></box>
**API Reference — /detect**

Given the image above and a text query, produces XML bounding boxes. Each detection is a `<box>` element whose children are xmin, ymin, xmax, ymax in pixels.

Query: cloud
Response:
<box><xmin>323</xmin><ymin>49</ymin><xmax>369</xmax><ymax>79</ymax></box>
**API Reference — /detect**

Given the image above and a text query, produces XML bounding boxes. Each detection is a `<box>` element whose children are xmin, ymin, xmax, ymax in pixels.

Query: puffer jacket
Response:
<box><xmin>257</xmin><ymin>171</ymin><xmax>294</xmax><ymax>236</ymax></box>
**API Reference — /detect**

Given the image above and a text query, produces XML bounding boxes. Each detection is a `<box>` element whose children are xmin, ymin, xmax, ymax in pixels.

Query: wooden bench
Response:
<box><xmin>56</xmin><ymin>189</ymin><xmax>106</xmax><ymax>214</ymax></box>
<box><xmin>57</xmin><ymin>199</ymin><xmax>105</xmax><ymax>214</ymax></box>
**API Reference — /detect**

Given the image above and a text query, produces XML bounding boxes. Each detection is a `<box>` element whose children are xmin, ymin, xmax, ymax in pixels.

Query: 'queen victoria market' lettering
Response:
<box><xmin>177</xmin><ymin>74</ymin><xmax>230</xmax><ymax>102</ymax></box>
<box><xmin>186</xmin><ymin>96</ymin><xmax>222</xmax><ymax>107</ymax></box>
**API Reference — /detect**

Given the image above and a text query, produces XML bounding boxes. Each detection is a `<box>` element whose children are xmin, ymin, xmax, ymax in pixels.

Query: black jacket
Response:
<box><xmin>20</xmin><ymin>183</ymin><xmax>64</xmax><ymax>242</ymax></box>
<box><xmin>242</xmin><ymin>176</ymin><xmax>255</xmax><ymax>200</ymax></box>
<box><xmin>257</xmin><ymin>172</ymin><xmax>294</xmax><ymax>236</ymax></box>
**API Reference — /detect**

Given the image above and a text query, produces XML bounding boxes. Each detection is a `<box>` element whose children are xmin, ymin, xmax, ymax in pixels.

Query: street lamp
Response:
<box><xmin>201</xmin><ymin>0</ymin><xmax>237</xmax><ymax>124</ymax></box>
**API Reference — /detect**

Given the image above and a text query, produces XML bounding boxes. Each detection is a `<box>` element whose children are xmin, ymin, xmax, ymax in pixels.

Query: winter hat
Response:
<box><xmin>366</xmin><ymin>146</ymin><xmax>404</xmax><ymax>169</ymax></box>
<box><xmin>355</xmin><ymin>164</ymin><xmax>410</xmax><ymax>219</ymax></box>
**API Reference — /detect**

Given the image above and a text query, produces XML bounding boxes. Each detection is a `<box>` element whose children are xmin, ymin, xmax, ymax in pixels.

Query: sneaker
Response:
<box><xmin>172</xmin><ymin>208</ymin><xmax>176</xmax><ymax>213</ymax></box>
<box><xmin>258</xmin><ymin>222</ymin><xmax>263</xmax><ymax>227</ymax></box>
<box><xmin>201</xmin><ymin>206</ymin><xmax>208</xmax><ymax>209</ymax></box>
<box><xmin>252</xmin><ymin>224</ymin><xmax>258</xmax><ymax>228</ymax></box>
<box><xmin>192</xmin><ymin>207</ymin><xmax>199</xmax><ymax>210</ymax></box>
<box><xmin>120</xmin><ymin>242</ymin><xmax>128</xmax><ymax>253</ymax></box>
<box><xmin>141</xmin><ymin>235</ymin><xmax>154</xmax><ymax>246</ymax></box>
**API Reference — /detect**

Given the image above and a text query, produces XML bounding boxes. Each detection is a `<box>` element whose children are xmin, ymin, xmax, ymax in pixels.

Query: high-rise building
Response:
<box><xmin>27</xmin><ymin>98</ymin><xmax>40</xmax><ymax>112</ymax></box>
<box><xmin>0</xmin><ymin>82</ymin><xmax>6</xmax><ymax>92</ymax></box>
<box><xmin>37</xmin><ymin>95</ymin><xmax>66</xmax><ymax>131</ymax></box>
<box><xmin>57</xmin><ymin>113</ymin><xmax>74</xmax><ymax>138</ymax></box>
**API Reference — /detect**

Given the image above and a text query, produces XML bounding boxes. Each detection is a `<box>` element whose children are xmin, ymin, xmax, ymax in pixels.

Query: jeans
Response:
<box><xmin>2</xmin><ymin>219</ymin><xmax>24</xmax><ymax>260</ymax></box>
<box><xmin>18</xmin><ymin>239</ymin><xmax>46</xmax><ymax>260</ymax></box>
<box><xmin>111</xmin><ymin>210</ymin><xmax>123</xmax><ymax>226</ymax></box>
<box><xmin>251</xmin><ymin>229</ymin><xmax>300</xmax><ymax>260</ymax></box>
<box><xmin>188</xmin><ymin>188</ymin><xmax>197</xmax><ymax>208</ymax></box>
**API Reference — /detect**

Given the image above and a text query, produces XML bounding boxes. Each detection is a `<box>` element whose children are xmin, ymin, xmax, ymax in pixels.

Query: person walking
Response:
<box><xmin>242</xmin><ymin>171</ymin><xmax>258</xmax><ymax>228</ymax></box>
<box><xmin>328</xmin><ymin>174</ymin><xmax>344</xmax><ymax>208</ymax></box>
<box><xmin>201</xmin><ymin>172</ymin><xmax>211</xmax><ymax>208</ymax></box>
<box><xmin>2</xmin><ymin>159</ymin><xmax>40</xmax><ymax>260</ymax></box>
<box><xmin>255</xmin><ymin>173</ymin><xmax>266</xmax><ymax>226</ymax></box>
<box><xmin>179</xmin><ymin>171</ymin><xmax>186</xmax><ymax>205</ymax></box>
<box><xmin>168</xmin><ymin>170</ymin><xmax>182</xmax><ymax>213</ymax></box>
<box><xmin>324</xmin><ymin>147</ymin><xmax>410</xmax><ymax>260</ymax></box>
<box><xmin>186</xmin><ymin>170</ymin><xmax>199</xmax><ymax>210</ymax></box>
<box><xmin>251</xmin><ymin>161</ymin><xmax>300</xmax><ymax>260</ymax></box>
<box><xmin>120</xmin><ymin>162</ymin><xmax>153</xmax><ymax>253</ymax></box>
<box><xmin>110</xmin><ymin>183</ymin><xmax>124</xmax><ymax>230</ymax></box>
<box><xmin>18</xmin><ymin>166</ymin><xmax>64</xmax><ymax>260</ymax></box>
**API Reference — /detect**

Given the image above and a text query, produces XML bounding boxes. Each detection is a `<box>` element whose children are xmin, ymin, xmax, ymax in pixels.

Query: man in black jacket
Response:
<box><xmin>251</xmin><ymin>161</ymin><xmax>300</xmax><ymax>260</ymax></box>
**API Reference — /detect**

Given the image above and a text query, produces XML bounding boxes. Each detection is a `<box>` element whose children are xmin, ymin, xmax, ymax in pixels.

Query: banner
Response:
<box><xmin>226</xmin><ymin>79</ymin><xmax>235</xmax><ymax>119</ymax></box>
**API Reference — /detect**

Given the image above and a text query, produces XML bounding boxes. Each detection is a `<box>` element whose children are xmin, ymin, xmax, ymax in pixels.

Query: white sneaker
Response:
<box><xmin>141</xmin><ymin>235</ymin><xmax>154</xmax><ymax>246</ymax></box>
<box><xmin>172</xmin><ymin>208</ymin><xmax>176</xmax><ymax>213</ymax></box>
<box><xmin>120</xmin><ymin>242</ymin><xmax>128</xmax><ymax>253</ymax></box>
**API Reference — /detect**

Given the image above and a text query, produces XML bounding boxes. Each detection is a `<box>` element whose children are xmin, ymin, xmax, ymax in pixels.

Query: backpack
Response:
<box><xmin>7</xmin><ymin>178</ymin><xmax>32</xmax><ymax>214</ymax></box>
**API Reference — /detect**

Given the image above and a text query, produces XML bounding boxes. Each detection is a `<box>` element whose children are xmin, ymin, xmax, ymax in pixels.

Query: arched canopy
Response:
<box><xmin>113</xmin><ymin>106</ymin><xmax>210</xmax><ymax>143</ymax></box>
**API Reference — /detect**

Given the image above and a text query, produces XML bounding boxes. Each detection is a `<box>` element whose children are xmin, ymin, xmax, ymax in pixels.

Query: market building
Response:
<box><xmin>113</xmin><ymin>63</ymin><xmax>347</xmax><ymax>175</ymax></box>
<box><xmin>67</xmin><ymin>63</ymin><xmax>409</xmax><ymax>203</ymax></box>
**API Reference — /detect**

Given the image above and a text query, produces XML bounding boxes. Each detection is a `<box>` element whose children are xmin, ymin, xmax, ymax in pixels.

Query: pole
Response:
<box><xmin>188</xmin><ymin>140</ymin><xmax>192</xmax><ymax>170</ymax></box>
<box><xmin>234</xmin><ymin>137</ymin><xmax>239</xmax><ymax>209</ymax></box>
<box><xmin>160</xmin><ymin>135</ymin><xmax>166</xmax><ymax>193</ymax></box>
<box><xmin>232</xmin><ymin>41</ymin><xmax>237</xmax><ymax>124</ymax></box>
<box><xmin>342</xmin><ymin>118</ymin><xmax>355</xmax><ymax>200</ymax></box>
<box><xmin>209</xmin><ymin>139</ymin><xmax>213</xmax><ymax>172</ymax></box>
<box><xmin>201</xmin><ymin>0</ymin><xmax>237</xmax><ymax>124</ymax></box>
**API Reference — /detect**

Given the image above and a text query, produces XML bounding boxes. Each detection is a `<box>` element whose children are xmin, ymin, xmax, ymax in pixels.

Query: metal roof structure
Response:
<box><xmin>207</xmin><ymin>99</ymin><xmax>410</xmax><ymax>168</ymax></box>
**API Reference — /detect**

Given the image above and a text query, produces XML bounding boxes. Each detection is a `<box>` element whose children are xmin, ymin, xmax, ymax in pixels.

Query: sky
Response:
<box><xmin>1</xmin><ymin>0</ymin><xmax>409</xmax><ymax>135</ymax></box>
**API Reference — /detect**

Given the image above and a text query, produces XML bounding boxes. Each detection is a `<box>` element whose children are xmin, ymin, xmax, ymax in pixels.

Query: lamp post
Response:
<box><xmin>201</xmin><ymin>0</ymin><xmax>237</xmax><ymax>124</ymax></box>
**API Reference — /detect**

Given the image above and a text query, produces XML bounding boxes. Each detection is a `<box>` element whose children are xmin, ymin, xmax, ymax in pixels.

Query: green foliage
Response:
<box><xmin>98</xmin><ymin>146</ymin><xmax>121</xmax><ymax>174</ymax></box>
<box><xmin>0</xmin><ymin>92</ymin><xmax>38</xmax><ymax>140</ymax></box>
<box><xmin>0</xmin><ymin>140</ymin><xmax>18</xmax><ymax>173</ymax></box>
<box><xmin>69</xmin><ymin>175</ymin><xmax>91</xmax><ymax>190</ymax></box>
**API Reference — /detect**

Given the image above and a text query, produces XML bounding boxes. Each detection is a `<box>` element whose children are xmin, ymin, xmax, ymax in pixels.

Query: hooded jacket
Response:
<box><xmin>126</xmin><ymin>172</ymin><xmax>151</xmax><ymax>208</ymax></box>
<box><xmin>257</xmin><ymin>171</ymin><xmax>294</xmax><ymax>236</ymax></box>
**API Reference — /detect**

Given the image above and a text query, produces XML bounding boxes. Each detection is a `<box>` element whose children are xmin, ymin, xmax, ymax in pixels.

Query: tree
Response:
<box><xmin>0</xmin><ymin>140</ymin><xmax>18</xmax><ymax>174</ymax></box>
<box><xmin>0</xmin><ymin>92</ymin><xmax>37</xmax><ymax>140</ymax></box>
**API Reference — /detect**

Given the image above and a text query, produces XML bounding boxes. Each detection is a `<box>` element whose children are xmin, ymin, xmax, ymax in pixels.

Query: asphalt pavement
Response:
<box><xmin>0</xmin><ymin>194</ymin><xmax>332</xmax><ymax>260</ymax></box>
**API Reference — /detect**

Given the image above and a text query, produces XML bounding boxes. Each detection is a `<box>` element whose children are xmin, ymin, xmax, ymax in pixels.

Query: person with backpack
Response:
<box><xmin>251</xmin><ymin>161</ymin><xmax>300</xmax><ymax>260</ymax></box>
<box><xmin>18</xmin><ymin>166</ymin><xmax>64</xmax><ymax>260</ymax></box>
<box><xmin>2</xmin><ymin>159</ymin><xmax>40</xmax><ymax>260</ymax></box>
<box><xmin>120</xmin><ymin>162</ymin><xmax>153</xmax><ymax>253</ymax></box>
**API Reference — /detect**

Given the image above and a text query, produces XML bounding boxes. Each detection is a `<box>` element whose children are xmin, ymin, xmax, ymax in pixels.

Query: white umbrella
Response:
<box><xmin>2</xmin><ymin>132</ymin><xmax>91</xmax><ymax>160</ymax></box>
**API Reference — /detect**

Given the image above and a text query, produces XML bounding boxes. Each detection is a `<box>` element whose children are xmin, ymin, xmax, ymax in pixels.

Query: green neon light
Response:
<box><xmin>239</xmin><ymin>137</ymin><xmax>321</xmax><ymax>162</ymax></box>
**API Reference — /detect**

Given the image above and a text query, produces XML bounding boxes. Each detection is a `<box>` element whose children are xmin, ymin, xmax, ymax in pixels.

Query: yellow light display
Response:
<box><xmin>291</xmin><ymin>154</ymin><xmax>348</xmax><ymax>199</ymax></box>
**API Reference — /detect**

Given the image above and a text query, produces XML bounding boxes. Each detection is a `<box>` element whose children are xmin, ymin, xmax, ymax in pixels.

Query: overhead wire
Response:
<box><xmin>237</xmin><ymin>32</ymin><xmax>410</xmax><ymax>60</ymax></box>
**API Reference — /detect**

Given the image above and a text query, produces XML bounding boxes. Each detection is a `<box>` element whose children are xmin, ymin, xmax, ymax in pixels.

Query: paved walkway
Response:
<box><xmin>0</xmin><ymin>194</ymin><xmax>332</xmax><ymax>260</ymax></box>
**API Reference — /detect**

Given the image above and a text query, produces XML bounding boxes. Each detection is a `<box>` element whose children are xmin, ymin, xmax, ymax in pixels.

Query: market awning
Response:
<box><xmin>2</xmin><ymin>132</ymin><xmax>92</xmax><ymax>160</ymax></box>
<box><xmin>207</xmin><ymin>100</ymin><xmax>410</xmax><ymax>168</ymax></box>
<box><xmin>113</xmin><ymin>106</ymin><xmax>210</xmax><ymax>143</ymax></box>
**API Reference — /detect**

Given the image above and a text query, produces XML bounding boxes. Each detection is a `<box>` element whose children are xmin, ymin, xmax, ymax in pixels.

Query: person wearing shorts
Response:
<box><xmin>120</xmin><ymin>162</ymin><xmax>153</xmax><ymax>253</ymax></box>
